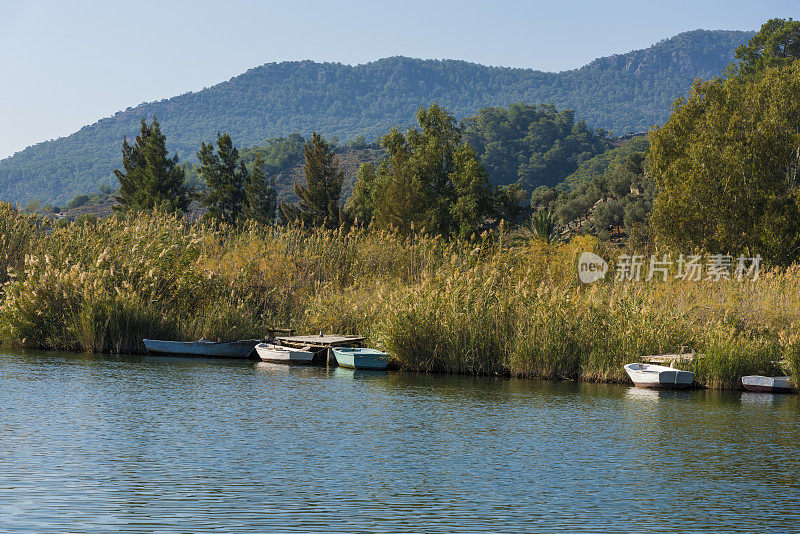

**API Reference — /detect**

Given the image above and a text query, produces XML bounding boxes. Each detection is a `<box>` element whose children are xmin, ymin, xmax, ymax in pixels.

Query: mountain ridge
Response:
<box><xmin>0</xmin><ymin>29</ymin><xmax>754</xmax><ymax>204</ymax></box>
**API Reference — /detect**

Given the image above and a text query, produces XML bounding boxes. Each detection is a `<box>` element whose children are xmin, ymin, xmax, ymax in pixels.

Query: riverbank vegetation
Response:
<box><xmin>1</xmin><ymin>19</ymin><xmax>798</xmax><ymax>390</ymax></box>
<box><xmin>0</xmin><ymin>205</ymin><xmax>797</xmax><ymax>389</ymax></box>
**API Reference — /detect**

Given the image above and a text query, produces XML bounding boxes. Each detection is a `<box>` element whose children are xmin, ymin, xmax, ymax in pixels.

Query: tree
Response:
<box><xmin>732</xmin><ymin>18</ymin><xmax>800</xmax><ymax>79</ymax></box>
<box><xmin>114</xmin><ymin>117</ymin><xmax>188</xmax><ymax>213</ymax></box>
<box><xmin>649</xmin><ymin>62</ymin><xmax>800</xmax><ymax>264</ymax></box>
<box><xmin>349</xmin><ymin>104</ymin><xmax>494</xmax><ymax>237</ymax></box>
<box><xmin>592</xmin><ymin>199</ymin><xmax>624</xmax><ymax>240</ymax></box>
<box><xmin>344</xmin><ymin>162</ymin><xmax>378</xmax><ymax>225</ymax></box>
<box><xmin>198</xmin><ymin>133</ymin><xmax>247</xmax><ymax>224</ymax></box>
<box><xmin>494</xmin><ymin>183</ymin><xmax>527</xmax><ymax>224</ymax></box>
<box><xmin>530</xmin><ymin>185</ymin><xmax>560</xmax><ymax>211</ymax></box>
<box><xmin>462</xmin><ymin>102</ymin><xmax>609</xmax><ymax>190</ymax></box>
<box><xmin>281</xmin><ymin>133</ymin><xmax>344</xmax><ymax>228</ymax></box>
<box><xmin>242</xmin><ymin>154</ymin><xmax>277</xmax><ymax>225</ymax></box>
<box><xmin>370</xmin><ymin>127</ymin><xmax>429</xmax><ymax>233</ymax></box>
<box><xmin>450</xmin><ymin>144</ymin><xmax>493</xmax><ymax>238</ymax></box>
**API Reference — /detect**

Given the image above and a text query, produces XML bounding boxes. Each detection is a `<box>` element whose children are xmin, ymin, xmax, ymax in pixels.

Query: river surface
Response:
<box><xmin>1</xmin><ymin>349</ymin><xmax>799</xmax><ymax>533</ymax></box>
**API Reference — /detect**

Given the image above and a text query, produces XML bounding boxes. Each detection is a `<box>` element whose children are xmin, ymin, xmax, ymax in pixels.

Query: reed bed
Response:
<box><xmin>0</xmin><ymin>204</ymin><xmax>797</xmax><ymax>389</ymax></box>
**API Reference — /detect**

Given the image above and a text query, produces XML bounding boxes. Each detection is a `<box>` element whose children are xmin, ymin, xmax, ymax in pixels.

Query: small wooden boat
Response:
<box><xmin>143</xmin><ymin>338</ymin><xmax>259</xmax><ymax>359</ymax></box>
<box><xmin>624</xmin><ymin>363</ymin><xmax>694</xmax><ymax>389</ymax></box>
<box><xmin>255</xmin><ymin>343</ymin><xmax>314</xmax><ymax>364</ymax></box>
<box><xmin>332</xmin><ymin>347</ymin><xmax>389</xmax><ymax>370</ymax></box>
<box><xmin>741</xmin><ymin>375</ymin><xmax>796</xmax><ymax>394</ymax></box>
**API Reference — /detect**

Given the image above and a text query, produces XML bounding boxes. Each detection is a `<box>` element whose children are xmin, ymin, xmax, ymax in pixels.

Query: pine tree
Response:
<box><xmin>281</xmin><ymin>133</ymin><xmax>344</xmax><ymax>228</ymax></box>
<box><xmin>242</xmin><ymin>154</ymin><xmax>277</xmax><ymax>225</ymax></box>
<box><xmin>198</xmin><ymin>133</ymin><xmax>247</xmax><ymax>224</ymax></box>
<box><xmin>114</xmin><ymin>117</ymin><xmax>188</xmax><ymax>213</ymax></box>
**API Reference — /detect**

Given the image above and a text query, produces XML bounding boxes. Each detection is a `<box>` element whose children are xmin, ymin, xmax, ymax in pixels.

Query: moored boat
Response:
<box><xmin>741</xmin><ymin>375</ymin><xmax>796</xmax><ymax>394</ymax></box>
<box><xmin>255</xmin><ymin>343</ymin><xmax>314</xmax><ymax>364</ymax></box>
<box><xmin>143</xmin><ymin>338</ymin><xmax>260</xmax><ymax>359</ymax></box>
<box><xmin>624</xmin><ymin>363</ymin><xmax>694</xmax><ymax>389</ymax></box>
<box><xmin>332</xmin><ymin>347</ymin><xmax>389</xmax><ymax>370</ymax></box>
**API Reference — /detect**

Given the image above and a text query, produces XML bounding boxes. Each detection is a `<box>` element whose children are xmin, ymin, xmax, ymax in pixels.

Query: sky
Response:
<box><xmin>0</xmin><ymin>0</ymin><xmax>796</xmax><ymax>160</ymax></box>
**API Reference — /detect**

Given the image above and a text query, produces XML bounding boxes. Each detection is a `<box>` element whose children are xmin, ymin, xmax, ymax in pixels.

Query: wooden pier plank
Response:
<box><xmin>644</xmin><ymin>354</ymin><xmax>695</xmax><ymax>364</ymax></box>
<box><xmin>276</xmin><ymin>334</ymin><xmax>365</xmax><ymax>349</ymax></box>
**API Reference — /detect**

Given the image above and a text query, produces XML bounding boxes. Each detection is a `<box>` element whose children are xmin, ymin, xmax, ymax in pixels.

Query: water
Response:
<box><xmin>1</xmin><ymin>350</ymin><xmax>799</xmax><ymax>533</ymax></box>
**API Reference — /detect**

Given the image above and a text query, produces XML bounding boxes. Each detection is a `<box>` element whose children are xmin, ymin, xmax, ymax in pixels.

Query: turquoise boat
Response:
<box><xmin>332</xmin><ymin>347</ymin><xmax>389</xmax><ymax>370</ymax></box>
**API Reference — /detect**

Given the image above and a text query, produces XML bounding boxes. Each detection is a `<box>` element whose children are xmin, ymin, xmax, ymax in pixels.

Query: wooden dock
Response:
<box><xmin>276</xmin><ymin>334</ymin><xmax>366</xmax><ymax>364</ymax></box>
<box><xmin>644</xmin><ymin>353</ymin><xmax>696</xmax><ymax>365</ymax></box>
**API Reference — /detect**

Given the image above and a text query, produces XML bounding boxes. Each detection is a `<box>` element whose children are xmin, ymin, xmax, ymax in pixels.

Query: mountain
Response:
<box><xmin>0</xmin><ymin>29</ymin><xmax>753</xmax><ymax>204</ymax></box>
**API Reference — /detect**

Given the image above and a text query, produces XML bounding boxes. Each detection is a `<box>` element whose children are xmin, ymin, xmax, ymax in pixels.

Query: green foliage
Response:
<box><xmin>462</xmin><ymin>103</ymin><xmax>609</xmax><ymax>190</ymax></box>
<box><xmin>198</xmin><ymin>133</ymin><xmax>248</xmax><ymax>224</ymax></box>
<box><xmin>66</xmin><ymin>194</ymin><xmax>90</xmax><ymax>209</ymax></box>
<box><xmin>281</xmin><ymin>133</ymin><xmax>344</xmax><ymax>228</ymax></box>
<box><xmin>494</xmin><ymin>183</ymin><xmax>527</xmax><ymax>223</ymax></box>
<box><xmin>529</xmin><ymin>210</ymin><xmax>559</xmax><ymax>243</ymax></box>
<box><xmin>536</xmin><ymin>146</ymin><xmax>653</xmax><ymax>242</ymax></box>
<box><xmin>0</xmin><ymin>30</ymin><xmax>753</xmax><ymax>204</ymax></box>
<box><xmin>564</xmin><ymin>136</ymin><xmax>650</xmax><ymax>189</ymax></box>
<box><xmin>241</xmin><ymin>155</ymin><xmax>277</xmax><ymax>225</ymax></box>
<box><xmin>242</xmin><ymin>134</ymin><xmax>307</xmax><ymax>174</ymax></box>
<box><xmin>345</xmin><ymin>162</ymin><xmax>378</xmax><ymax>225</ymax></box>
<box><xmin>75</xmin><ymin>214</ymin><xmax>98</xmax><ymax>226</ymax></box>
<box><xmin>23</xmin><ymin>199</ymin><xmax>41</xmax><ymax>213</ymax></box>
<box><xmin>732</xmin><ymin>18</ymin><xmax>800</xmax><ymax>79</ymax></box>
<box><xmin>114</xmin><ymin>117</ymin><xmax>189</xmax><ymax>213</ymax></box>
<box><xmin>348</xmin><ymin>104</ymin><xmax>494</xmax><ymax>238</ymax></box>
<box><xmin>649</xmin><ymin>62</ymin><xmax>800</xmax><ymax>264</ymax></box>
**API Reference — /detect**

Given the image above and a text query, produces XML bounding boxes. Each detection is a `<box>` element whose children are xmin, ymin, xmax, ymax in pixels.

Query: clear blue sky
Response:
<box><xmin>1</xmin><ymin>0</ymin><xmax>796</xmax><ymax>159</ymax></box>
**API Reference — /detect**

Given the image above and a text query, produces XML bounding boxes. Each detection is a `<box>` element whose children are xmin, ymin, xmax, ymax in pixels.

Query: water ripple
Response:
<box><xmin>1</xmin><ymin>350</ymin><xmax>799</xmax><ymax>532</ymax></box>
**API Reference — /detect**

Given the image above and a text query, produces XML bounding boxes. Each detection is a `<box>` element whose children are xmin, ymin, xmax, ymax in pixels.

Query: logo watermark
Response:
<box><xmin>577</xmin><ymin>252</ymin><xmax>609</xmax><ymax>284</ymax></box>
<box><xmin>577</xmin><ymin>253</ymin><xmax>761</xmax><ymax>283</ymax></box>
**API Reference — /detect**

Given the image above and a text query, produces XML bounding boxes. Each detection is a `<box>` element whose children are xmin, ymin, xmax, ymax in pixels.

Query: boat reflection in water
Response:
<box><xmin>332</xmin><ymin>366</ymin><xmax>389</xmax><ymax>381</ymax></box>
<box><xmin>624</xmin><ymin>386</ymin><xmax>695</xmax><ymax>403</ymax></box>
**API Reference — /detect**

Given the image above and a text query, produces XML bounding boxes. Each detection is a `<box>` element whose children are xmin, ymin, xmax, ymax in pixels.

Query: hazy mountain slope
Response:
<box><xmin>0</xmin><ymin>29</ymin><xmax>753</xmax><ymax>204</ymax></box>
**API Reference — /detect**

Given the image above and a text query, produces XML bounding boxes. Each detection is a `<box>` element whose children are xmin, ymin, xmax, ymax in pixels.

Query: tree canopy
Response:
<box><xmin>462</xmin><ymin>103</ymin><xmax>609</xmax><ymax>191</ymax></box>
<box><xmin>197</xmin><ymin>133</ymin><xmax>278</xmax><ymax>225</ymax></box>
<box><xmin>649</xmin><ymin>61</ymin><xmax>800</xmax><ymax>263</ymax></box>
<box><xmin>346</xmin><ymin>104</ymin><xmax>494</xmax><ymax>238</ymax></box>
<box><xmin>732</xmin><ymin>18</ymin><xmax>800</xmax><ymax>79</ymax></box>
<box><xmin>281</xmin><ymin>133</ymin><xmax>344</xmax><ymax>228</ymax></box>
<box><xmin>242</xmin><ymin>154</ymin><xmax>278</xmax><ymax>225</ymax></box>
<box><xmin>198</xmin><ymin>133</ymin><xmax>248</xmax><ymax>224</ymax></box>
<box><xmin>113</xmin><ymin>117</ymin><xmax>188</xmax><ymax>213</ymax></box>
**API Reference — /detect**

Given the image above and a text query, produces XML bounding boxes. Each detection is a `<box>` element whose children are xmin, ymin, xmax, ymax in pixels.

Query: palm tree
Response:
<box><xmin>530</xmin><ymin>210</ymin><xmax>560</xmax><ymax>244</ymax></box>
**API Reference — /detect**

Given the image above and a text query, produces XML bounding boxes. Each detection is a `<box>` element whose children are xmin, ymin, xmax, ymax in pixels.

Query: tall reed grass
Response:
<box><xmin>0</xmin><ymin>204</ymin><xmax>797</xmax><ymax>389</ymax></box>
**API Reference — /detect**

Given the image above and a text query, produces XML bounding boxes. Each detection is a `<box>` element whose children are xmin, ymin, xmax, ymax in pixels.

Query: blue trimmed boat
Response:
<box><xmin>332</xmin><ymin>347</ymin><xmax>389</xmax><ymax>370</ymax></box>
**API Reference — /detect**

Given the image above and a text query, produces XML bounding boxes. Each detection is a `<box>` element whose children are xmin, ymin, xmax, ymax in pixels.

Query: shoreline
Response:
<box><xmin>1</xmin><ymin>344</ymin><xmax>789</xmax><ymax>393</ymax></box>
<box><xmin>0</xmin><ymin>209</ymin><xmax>796</xmax><ymax>391</ymax></box>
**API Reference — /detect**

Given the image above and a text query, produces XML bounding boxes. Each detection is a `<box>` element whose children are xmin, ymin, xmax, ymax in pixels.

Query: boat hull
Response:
<box><xmin>624</xmin><ymin>363</ymin><xmax>694</xmax><ymax>389</ymax></box>
<box><xmin>742</xmin><ymin>376</ymin><xmax>796</xmax><ymax>394</ymax></box>
<box><xmin>332</xmin><ymin>347</ymin><xmax>388</xmax><ymax>370</ymax></box>
<box><xmin>255</xmin><ymin>343</ymin><xmax>314</xmax><ymax>364</ymax></box>
<box><xmin>143</xmin><ymin>339</ymin><xmax>259</xmax><ymax>359</ymax></box>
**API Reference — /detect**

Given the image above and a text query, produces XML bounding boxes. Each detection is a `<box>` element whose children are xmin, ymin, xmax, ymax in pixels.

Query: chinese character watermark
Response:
<box><xmin>577</xmin><ymin>252</ymin><xmax>761</xmax><ymax>283</ymax></box>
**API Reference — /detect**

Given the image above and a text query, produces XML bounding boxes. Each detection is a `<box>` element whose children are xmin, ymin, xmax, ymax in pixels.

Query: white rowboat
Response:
<box><xmin>143</xmin><ymin>338</ymin><xmax>259</xmax><ymax>358</ymax></box>
<box><xmin>741</xmin><ymin>376</ymin><xmax>796</xmax><ymax>394</ymax></box>
<box><xmin>255</xmin><ymin>343</ymin><xmax>315</xmax><ymax>364</ymax></box>
<box><xmin>624</xmin><ymin>363</ymin><xmax>694</xmax><ymax>389</ymax></box>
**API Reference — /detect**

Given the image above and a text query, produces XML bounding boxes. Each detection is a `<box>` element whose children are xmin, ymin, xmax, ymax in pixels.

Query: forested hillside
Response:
<box><xmin>0</xmin><ymin>29</ymin><xmax>752</xmax><ymax>204</ymax></box>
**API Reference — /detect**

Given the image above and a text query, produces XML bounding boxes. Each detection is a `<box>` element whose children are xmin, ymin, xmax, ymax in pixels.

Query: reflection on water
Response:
<box><xmin>1</xmin><ymin>348</ymin><xmax>800</xmax><ymax>533</ymax></box>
